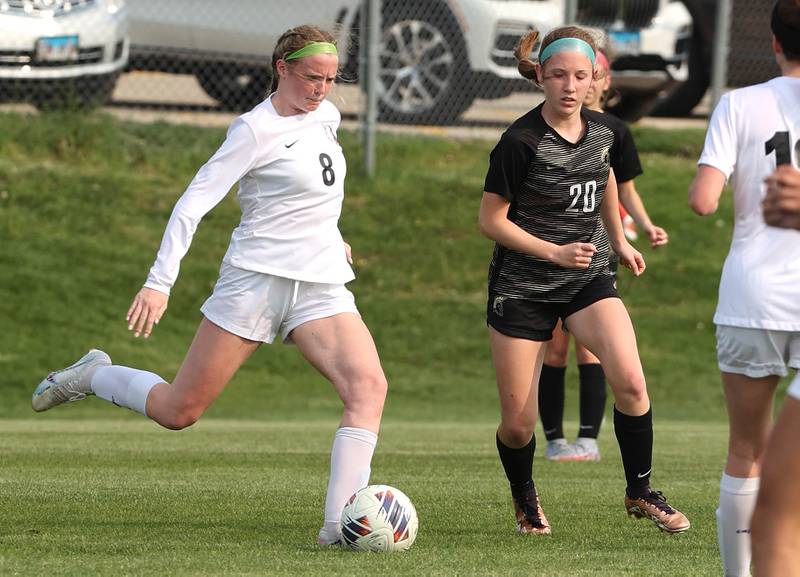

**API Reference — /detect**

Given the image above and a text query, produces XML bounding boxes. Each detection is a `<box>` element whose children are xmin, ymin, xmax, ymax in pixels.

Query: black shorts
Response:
<box><xmin>487</xmin><ymin>274</ymin><xmax>619</xmax><ymax>342</ymax></box>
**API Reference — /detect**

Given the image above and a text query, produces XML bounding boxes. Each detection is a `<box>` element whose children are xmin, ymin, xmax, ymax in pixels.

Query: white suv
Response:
<box><xmin>0</xmin><ymin>0</ymin><xmax>129</xmax><ymax>107</ymax></box>
<box><xmin>126</xmin><ymin>0</ymin><xmax>691</xmax><ymax>123</ymax></box>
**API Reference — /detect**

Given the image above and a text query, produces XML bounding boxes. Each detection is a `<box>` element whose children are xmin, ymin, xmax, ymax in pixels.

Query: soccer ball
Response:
<box><xmin>340</xmin><ymin>484</ymin><xmax>418</xmax><ymax>552</ymax></box>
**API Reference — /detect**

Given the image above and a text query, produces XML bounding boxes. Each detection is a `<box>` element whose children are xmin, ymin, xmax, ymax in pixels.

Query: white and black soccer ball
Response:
<box><xmin>340</xmin><ymin>484</ymin><xmax>418</xmax><ymax>552</ymax></box>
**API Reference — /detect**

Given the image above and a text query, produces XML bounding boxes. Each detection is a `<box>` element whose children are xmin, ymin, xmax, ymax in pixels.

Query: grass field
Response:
<box><xmin>2</xmin><ymin>419</ymin><xmax>724</xmax><ymax>576</ymax></box>
<box><xmin>0</xmin><ymin>110</ymin><xmax>791</xmax><ymax>575</ymax></box>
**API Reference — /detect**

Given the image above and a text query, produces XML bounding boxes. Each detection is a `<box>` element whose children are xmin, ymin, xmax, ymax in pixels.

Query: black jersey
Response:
<box><xmin>603</xmin><ymin>111</ymin><xmax>642</xmax><ymax>183</ymax></box>
<box><xmin>484</xmin><ymin>104</ymin><xmax>630</xmax><ymax>302</ymax></box>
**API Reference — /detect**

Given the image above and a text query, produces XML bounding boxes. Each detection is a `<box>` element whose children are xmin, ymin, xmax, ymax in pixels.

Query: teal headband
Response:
<box><xmin>538</xmin><ymin>37</ymin><xmax>595</xmax><ymax>67</ymax></box>
<box><xmin>284</xmin><ymin>41</ymin><xmax>338</xmax><ymax>61</ymax></box>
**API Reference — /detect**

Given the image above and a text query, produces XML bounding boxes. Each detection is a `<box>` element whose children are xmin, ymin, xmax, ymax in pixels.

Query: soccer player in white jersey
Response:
<box><xmin>31</xmin><ymin>25</ymin><xmax>387</xmax><ymax>547</ymax></box>
<box><xmin>688</xmin><ymin>2</ymin><xmax>800</xmax><ymax>574</ymax></box>
<box><xmin>479</xmin><ymin>26</ymin><xmax>689</xmax><ymax>536</ymax></box>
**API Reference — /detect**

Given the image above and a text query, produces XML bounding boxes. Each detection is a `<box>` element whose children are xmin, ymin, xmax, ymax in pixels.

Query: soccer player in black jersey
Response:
<box><xmin>478</xmin><ymin>26</ymin><xmax>689</xmax><ymax>535</ymax></box>
<box><xmin>536</xmin><ymin>49</ymin><xmax>669</xmax><ymax>464</ymax></box>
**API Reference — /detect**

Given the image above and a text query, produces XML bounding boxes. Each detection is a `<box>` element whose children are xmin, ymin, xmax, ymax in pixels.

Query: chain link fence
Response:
<box><xmin>0</xmin><ymin>0</ymin><xmax>783</xmax><ymax>126</ymax></box>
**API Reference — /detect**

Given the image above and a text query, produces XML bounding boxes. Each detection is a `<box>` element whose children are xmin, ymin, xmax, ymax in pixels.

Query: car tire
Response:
<box><xmin>376</xmin><ymin>1</ymin><xmax>475</xmax><ymax>125</ymax></box>
<box><xmin>651</xmin><ymin>23</ymin><xmax>708</xmax><ymax>116</ymax></box>
<box><xmin>32</xmin><ymin>72</ymin><xmax>119</xmax><ymax>110</ymax></box>
<box><xmin>605</xmin><ymin>90</ymin><xmax>661</xmax><ymax>123</ymax></box>
<box><xmin>195</xmin><ymin>66</ymin><xmax>271</xmax><ymax>111</ymax></box>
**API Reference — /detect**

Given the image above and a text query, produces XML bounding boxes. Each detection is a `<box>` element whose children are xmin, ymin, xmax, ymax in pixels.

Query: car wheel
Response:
<box><xmin>195</xmin><ymin>66</ymin><xmax>271</xmax><ymax>111</ymax></box>
<box><xmin>605</xmin><ymin>90</ymin><xmax>661</xmax><ymax>123</ymax></box>
<box><xmin>651</xmin><ymin>7</ymin><xmax>710</xmax><ymax>117</ymax></box>
<box><xmin>376</xmin><ymin>2</ymin><xmax>475</xmax><ymax>125</ymax></box>
<box><xmin>32</xmin><ymin>73</ymin><xmax>119</xmax><ymax>110</ymax></box>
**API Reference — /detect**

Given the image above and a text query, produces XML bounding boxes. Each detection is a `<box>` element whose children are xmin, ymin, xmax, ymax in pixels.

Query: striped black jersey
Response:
<box><xmin>484</xmin><ymin>104</ymin><xmax>632</xmax><ymax>301</ymax></box>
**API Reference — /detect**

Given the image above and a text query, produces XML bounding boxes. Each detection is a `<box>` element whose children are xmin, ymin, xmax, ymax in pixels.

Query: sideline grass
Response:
<box><xmin>1</xmin><ymin>418</ymin><xmax>724</xmax><ymax>576</ymax></box>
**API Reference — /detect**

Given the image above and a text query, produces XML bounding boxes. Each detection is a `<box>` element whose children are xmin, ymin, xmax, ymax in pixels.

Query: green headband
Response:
<box><xmin>284</xmin><ymin>41</ymin><xmax>338</xmax><ymax>61</ymax></box>
<box><xmin>539</xmin><ymin>38</ymin><xmax>595</xmax><ymax>67</ymax></box>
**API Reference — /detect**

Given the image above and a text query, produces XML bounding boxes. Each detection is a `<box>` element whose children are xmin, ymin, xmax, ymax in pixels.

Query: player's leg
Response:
<box><xmin>716</xmin><ymin>372</ymin><xmax>778</xmax><ymax>577</ymax></box>
<box><xmin>291</xmin><ymin>311</ymin><xmax>387</xmax><ymax>545</ymax></box>
<box><xmin>539</xmin><ymin>323</ymin><xmax>579</xmax><ymax>461</ymax></box>
<box><xmin>715</xmin><ymin>325</ymin><xmax>790</xmax><ymax>576</ymax></box>
<box><xmin>751</xmin><ymin>379</ymin><xmax>800</xmax><ymax>577</ymax></box>
<box><xmin>566</xmin><ymin>295</ymin><xmax>690</xmax><ymax>533</ymax></box>
<box><xmin>574</xmin><ymin>342</ymin><xmax>604</xmax><ymax>460</ymax></box>
<box><xmin>490</xmin><ymin>327</ymin><xmax>550</xmax><ymax>535</ymax></box>
<box><xmin>32</xmin><ymin>318</ymin><xmax>258</xmax><ymax>430</ymax></box>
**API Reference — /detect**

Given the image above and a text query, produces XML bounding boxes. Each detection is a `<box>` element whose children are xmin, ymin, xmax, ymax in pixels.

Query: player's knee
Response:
<box><xmin>544</xmin><ymin>349</ymin><xmax>568</xmax><ymax>366</ymax></box>
<box><xmin>344</xmin><ymin>373</ymin><xmax>387</xmax><ymax>415</ymax></box>
<box><xmin>160</xmin><ymin>402</ymin><xmax>203</xmax><ymax>431</ymax></box>
<box><xmin>500</xmin><ymin>422</ymin><xmax>536</xmax><ymax>446</ymax></box>
<box><xmin>614</xmin><ymin>370</ymin><xmax>647</xmax><ymax>404</ymax></box>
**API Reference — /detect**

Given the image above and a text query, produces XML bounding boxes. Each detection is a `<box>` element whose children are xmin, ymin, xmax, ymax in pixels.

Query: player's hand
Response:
<box><xmin>126</xmin><ymin>287</ymin><xmax>169</xmax><ymax>339</ymax></box>
<box><xmin>616</xmin><ymin>242</ymin><xmax>646</xmax><ymax>276</ymax></box>
<box><xmin>551</xmin><ymin>242</ymin><xmax>597</xmax><ymax>269</ymax></box>
<box><xmin>343</xmin><ymin>241</ymin><xmax>353</xmax><ymax>264</ymax></box>
<box><xmin>763</xmin><ymin>165</ymin><xmax>800</xmax><ymax>230</ymax></box>
<box><xmin>644</xmin><ymin>224</ymin><xmax>669</xmax><ymax>248</ymax></box>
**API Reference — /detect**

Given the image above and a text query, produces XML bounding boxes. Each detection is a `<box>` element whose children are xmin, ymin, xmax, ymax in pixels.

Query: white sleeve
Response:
<box><xmin>698</xmin><ymin>92</ymin><xmax>738</xmax><ymax>179</ymax></box>
<box><xmin>143</xmin><ymin>119</ymin><xmax>259</xmax><ymax>294</ymax></box>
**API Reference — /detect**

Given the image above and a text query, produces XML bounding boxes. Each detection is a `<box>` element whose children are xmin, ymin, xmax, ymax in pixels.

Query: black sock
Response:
<box><xmin>613</xmin><ymin>406</ymin><xmax>653</xmax><ymax>498</ymax></box>
<box><xmin>496</xmin><ymin>433</ymin><xmax>536</xmax><ymax>493</ymax></box>
<box><xmin>578</xmin><ymin>363</ymin><xmax>607</xmax><ymax>439</ymax></box>
<box><xmin>537</xmin><ymin>364</ymin><xmax>566</xmax><ymax>441</ymax></box>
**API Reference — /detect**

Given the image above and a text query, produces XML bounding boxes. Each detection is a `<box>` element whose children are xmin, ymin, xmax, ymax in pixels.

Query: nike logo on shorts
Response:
<box><xmin>285</xmin><ymin>140</ymin><xmax>299</xmax><ymax>148</ymax></box>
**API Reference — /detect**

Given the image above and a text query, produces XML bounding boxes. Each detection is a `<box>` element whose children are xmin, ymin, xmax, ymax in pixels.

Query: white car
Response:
<box><xmin>0</xmin><ymin>0</ymin><xmax>129</xmax><ymax>107</ymax></box>
<box><xmin>126</xmin><ymin>0</ymin><xmax>692</xmax><ymax>123</ymax></box>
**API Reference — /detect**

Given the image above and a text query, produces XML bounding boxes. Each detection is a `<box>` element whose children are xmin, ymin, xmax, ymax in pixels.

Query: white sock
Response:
<box><xmin>91</xmin><ymin>365</ymin><xmax>165</xmax><ymax>417</ymax></box>
<box><xmin>318</xmin><ymin>426</ymin><xmax>378</xmax><ymax>543</ymax></box>
<box><xmin>717</xmin><ymin>473</ymin><xmax>759</xmax><ymax>577</ymax></box>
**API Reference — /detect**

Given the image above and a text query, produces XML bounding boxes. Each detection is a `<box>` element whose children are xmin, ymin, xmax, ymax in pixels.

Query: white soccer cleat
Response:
<box><xmin>546</xmin><ymin>438</ymin><xmax>582</xmax><ymax>462</ymax></box>
<box><xmin>32</xmin><ymin>349</ymin><xmax>111</xmax><ymax>412</ymax></box>
<box><xmin>572</xmin><ymin>437</ymin><xmax>601</xmax><ymax>462</ymax></box>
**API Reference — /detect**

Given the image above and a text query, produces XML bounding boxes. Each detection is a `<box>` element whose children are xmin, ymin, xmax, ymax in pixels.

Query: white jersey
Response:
<box><xmin>144</xmin><ymin>97</ymin><xmax>354</xmax><ymax>294</ymax></box>
<box><xmin>698</xmin><ymin>76</ymin><xmax>800</xmax><ymax>331</ymax></box>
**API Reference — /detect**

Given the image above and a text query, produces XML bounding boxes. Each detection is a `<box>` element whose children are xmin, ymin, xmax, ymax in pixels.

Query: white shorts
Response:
<box><xmin>201</xmin><ymin>263</ymin><xmax>359</xmax><ymax>343</ymax></box>
<box><xmin>716</xmin><ymin>325</ymin><xmax>800</xmax><ymax>378</ymax></box>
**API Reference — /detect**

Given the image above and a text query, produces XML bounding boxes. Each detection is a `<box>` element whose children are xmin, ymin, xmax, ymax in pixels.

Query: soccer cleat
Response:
<box><xmin>546</xmin><ymin>438</ymin><xmax>586</xmax><ymax>462</ymax></box>
<box><xmin>317</xmin><ymin>525</ymin><xmax>342</xmax><ymax>547</ymax></box>
<box><xmin>512</xmin><ymin>490</ymin><xmax>551</xmax><ymax>535</ymax></box>
<box><xmin>625</xmin><ymin>490</ymin><xmax>691</xmax><ymax>534</ymax></box>
<box><xmin>32</xmin><ymin>349</ymin><xmax>111</xmax><ymax>412</ymax></box>
<box><xmin>572</xmin><ymin>437</ymin><xmax>601</xmax><ymax>462</ymax></box>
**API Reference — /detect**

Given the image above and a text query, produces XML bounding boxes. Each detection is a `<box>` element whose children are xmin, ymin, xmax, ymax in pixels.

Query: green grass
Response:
<box><xmin>1</xmin><ymin>419</ymin><xmax>725</xmax><ymax>576</ymax></box>
<box><xmin>0</xmin><ymin>109</ymin><xmax>791</xmax><ymax>575</ymax></box>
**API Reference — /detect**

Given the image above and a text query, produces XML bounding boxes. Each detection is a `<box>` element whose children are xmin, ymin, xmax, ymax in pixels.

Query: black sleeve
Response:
<box><xmin>610</xmin><ymin>122</ymin><xmax>643</xmax><ymax>184</ymax></box>
<box><xmin>483</xmin><ymin>131</ymin><xmax>533</xmax><ymax>202</ymax></box>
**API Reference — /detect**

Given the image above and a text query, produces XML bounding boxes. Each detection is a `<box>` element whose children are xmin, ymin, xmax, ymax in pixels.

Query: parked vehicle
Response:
<box><xmin>126</xmin><ymin>0</ymin><xmax>693</xmax><ymax>123</ymax></box>
<box><xmin>0</xmin><ymin>0</ymin><xmax>129</xmax><ymax>108</ymax></box>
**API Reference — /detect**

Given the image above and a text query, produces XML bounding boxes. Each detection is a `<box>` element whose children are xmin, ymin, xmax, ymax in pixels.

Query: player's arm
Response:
<box><xmin>688</xmin><ymin>165</ymin><xmax>727</xmax><ymax>216</ymax></box>
<box><xmin>128</xmin><ymin>120</ymin><xmax>259</xmax><ymax>339</ymax></box>
<box><xmin>478</xmin><ymin>191</ymin><xmax>596</xmax><ymax>269</ymax></box>
<box><xmin>603</xmin><ymin>169</ymin><xmax>645</xmax><ymax>275</ymax></box>
<box><xmin>617</xmin><ymin>179</ymin><xmax>668</xmax><ymax>247</ymax></box>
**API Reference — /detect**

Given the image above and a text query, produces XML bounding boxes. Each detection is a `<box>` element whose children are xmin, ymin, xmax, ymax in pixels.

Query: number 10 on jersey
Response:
<box><xmin>567</xmin><ymin>180</ymin><xmax>597</xmax><ymax>213</ymax></box>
